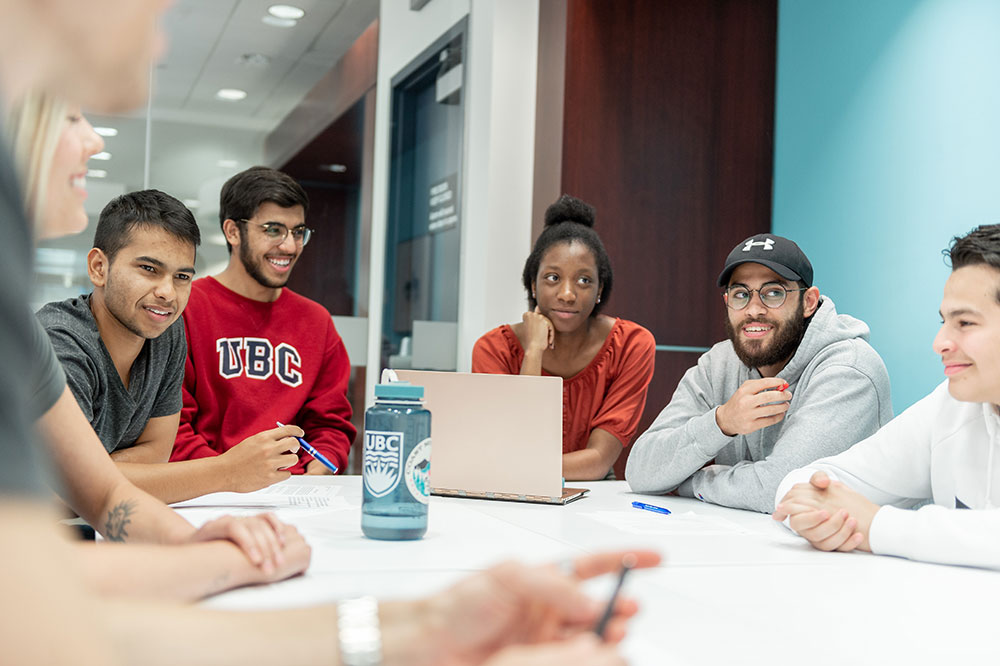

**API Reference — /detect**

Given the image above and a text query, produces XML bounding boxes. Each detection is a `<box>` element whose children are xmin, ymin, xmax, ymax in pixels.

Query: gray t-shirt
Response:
<box><xmin>0</xmin><ymin>135</ymin><xmax>62</xmax><ymax>496</ymax></box>
<box><xmin>36</xmin><ymin>295</ymin><xmax>186</xmax><ymax>453</ymax></box>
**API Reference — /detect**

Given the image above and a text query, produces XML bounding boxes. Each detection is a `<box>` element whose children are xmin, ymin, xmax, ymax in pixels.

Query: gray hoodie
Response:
<box><xmin>625</xmin><ymin>297</ymin><xmax>892</xmax><ymax>513</ymax></box>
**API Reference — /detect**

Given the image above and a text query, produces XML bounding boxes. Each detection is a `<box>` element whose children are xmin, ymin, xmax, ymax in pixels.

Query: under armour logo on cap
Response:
<box><xmin>718</xmin><ymin>233</ymin><xmax>814</xmax><ymax>287</ymax></box>
<box><xmin>742</xmin><ymin>238</ymin><xmax>775</xmax><ymax>252</ymax></box>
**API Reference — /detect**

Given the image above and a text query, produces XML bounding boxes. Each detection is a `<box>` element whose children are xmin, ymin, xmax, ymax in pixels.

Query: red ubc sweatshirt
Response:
<box><xmin>171</xmin><ymin>276</ymin><xmax>356</xmax><ymax>473</ymax></box>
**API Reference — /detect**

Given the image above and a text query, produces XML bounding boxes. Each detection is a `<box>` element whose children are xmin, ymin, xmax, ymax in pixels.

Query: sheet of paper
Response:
<box><xmin>580</xmin><ymin>509</ymin><xmax>754</xmax><ymax>536</ymax></box>
<box><xmin>172</xmin><ymin>483</ymin><xmax>346</xmax><ymax>509</ymax></box>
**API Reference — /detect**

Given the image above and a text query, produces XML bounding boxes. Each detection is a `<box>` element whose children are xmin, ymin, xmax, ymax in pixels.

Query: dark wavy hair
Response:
<box><xmin>95</xmin><ymin>189</ymin><xmax>200</xmax><ymax>262</ymax></box>
<box><xmin>946</xmin><ymin>224</ymin><xmax>1000</xmax><ymax>303</ymax></box>
<box><xmin>521</xmin><ymin>194</ymin><xmax>613</xmax><ymax>315</ymax></box>
<box><xmin>219</xmin><ymin>166</ymin><xmax>309</xmax><ymax>253</ymax></box>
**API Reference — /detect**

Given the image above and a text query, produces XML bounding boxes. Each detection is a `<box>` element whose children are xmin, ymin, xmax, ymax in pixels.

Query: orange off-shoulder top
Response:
<box><xmin>471</xmin><ymin>318</ymin><xmax>655</xmax><ymax>453</ymax></box>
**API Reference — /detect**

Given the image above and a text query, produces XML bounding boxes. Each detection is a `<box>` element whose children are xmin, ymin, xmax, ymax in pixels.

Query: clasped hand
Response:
<box><xmin>188</xmin><ymin>512</ymin><xmax>311</xmax><ymax>580</ymax></box>
<box><xmin>772</xmin><ymin>471</ymin><xmax>879</xmax><ymax>553</ymax></box>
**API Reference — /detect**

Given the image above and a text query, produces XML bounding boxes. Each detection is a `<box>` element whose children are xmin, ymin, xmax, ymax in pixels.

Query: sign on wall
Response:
<box><xmin>428</xmin><ymin>174</ymin><xmax>459</xmax><ymax>233</ymax></box>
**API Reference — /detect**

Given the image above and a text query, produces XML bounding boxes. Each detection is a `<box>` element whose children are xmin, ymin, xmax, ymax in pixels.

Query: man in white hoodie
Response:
<box><xmin>774</xmin><ymin>225</ymin><xmax>1000</xmax><ymax>569</ymax></box>
<box><xmin>626</xmin><ymin>234</ymin><xmax>893</xmax><ymax>512</ymax></box>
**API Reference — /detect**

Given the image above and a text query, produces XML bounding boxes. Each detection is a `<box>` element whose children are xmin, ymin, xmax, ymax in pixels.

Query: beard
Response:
<box><xmin>725</xmin><ymin>296</ymin><xmax>808</xmax><ymax>370</ymax></box>
<box><xmin>239</xmin><ymin>228</ymin><xmax>291</xmax><ymax>289</ymax></box>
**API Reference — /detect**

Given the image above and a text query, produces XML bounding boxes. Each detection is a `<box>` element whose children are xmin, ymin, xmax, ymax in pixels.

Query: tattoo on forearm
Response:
<box><xmin>105</xmin><ymin>500</ymin><xmax>137</xmax><ymax>542</ymax></box>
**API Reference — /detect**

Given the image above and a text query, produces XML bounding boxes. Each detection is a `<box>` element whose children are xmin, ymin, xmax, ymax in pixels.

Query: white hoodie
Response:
<box><xmin>776</xmin><ymin>381</ymin><xmax>1000</xmax><ymax>569</ymax></box>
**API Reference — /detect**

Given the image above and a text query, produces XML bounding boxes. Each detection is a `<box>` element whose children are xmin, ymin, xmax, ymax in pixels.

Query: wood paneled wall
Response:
<box><xmin>556</xmin><ymin>0</ymin><xmax>778</xmax><ymax>476</ymax></box>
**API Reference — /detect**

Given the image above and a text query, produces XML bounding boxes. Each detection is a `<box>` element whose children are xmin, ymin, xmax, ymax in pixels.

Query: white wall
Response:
<box><xmin>458</xmin><ymin>0</ymin><xmax>540</xmax><ymax>369</ymax></box>
<box><xmin>366</xmin><ymin>0</ymin><xmax>540</xmax><ymax>402</ymax></box>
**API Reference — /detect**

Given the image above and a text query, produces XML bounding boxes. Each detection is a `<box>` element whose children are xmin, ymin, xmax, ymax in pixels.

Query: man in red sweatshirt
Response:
<box><xmin>172</xmin><ymin>166</ymin><xmax>356</xmax><ymax>485</ymax></box>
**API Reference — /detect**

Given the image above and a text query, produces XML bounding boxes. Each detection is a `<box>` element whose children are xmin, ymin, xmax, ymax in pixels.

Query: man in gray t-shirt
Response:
<box><xmin>37</xmin><ymin>190</ymin><xmax>200</xmax><ymax>465</ymax></box>
<box><xmin>37</xmin><ymin>294</ymin><xmax>185</xmax><ymax>454</ymax></box>
<box><xmin>36</xmin><ymin>189</ymin><xmax>313</xmax><ymax>505</ymax></box>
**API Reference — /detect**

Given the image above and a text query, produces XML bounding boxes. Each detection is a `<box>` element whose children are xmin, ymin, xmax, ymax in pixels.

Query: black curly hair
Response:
<box><xmin>522</xmin><ymin>194</ymin><xmax>613</xmax><ymax>315</ymax></box>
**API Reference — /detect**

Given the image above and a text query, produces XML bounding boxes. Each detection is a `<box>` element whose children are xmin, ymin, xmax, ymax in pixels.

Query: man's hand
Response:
<box><xmin>218</xmin><ymin>425</ymin><xmax>302</xmax><ymax>492</ymax></box>
<box><xmin>773</xmin><ymin>471</ymin><xmax>879</xmax><ymax>552</ymax></box>
<box><xmin>522</xmin><ymin>308</ymin><xmax>555</xmax><ymax>353</ymax></box>
<box><xmin>414</xmin><ymin>550</ymin><xmax>661</xmax><ymax>666</ymax></box>
<box><xmin>188</xmin><ymin>513</ymin><xmax>311</xmax><ymax>579</ymax></box>
<box><xmin>715</xmin><ymin>377</ymin><xmax>791</xmax><ymax>436</ymax></box>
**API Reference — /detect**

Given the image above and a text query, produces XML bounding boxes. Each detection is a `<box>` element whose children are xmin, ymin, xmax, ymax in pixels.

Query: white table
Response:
<box><xmin>178</xmin><ymin>478</ymin><xmax>998</xmax><ymax>665</ymax></box>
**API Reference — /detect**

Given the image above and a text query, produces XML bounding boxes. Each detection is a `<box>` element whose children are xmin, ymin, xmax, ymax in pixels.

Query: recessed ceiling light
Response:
<box><xmin>93</xmin><ymin>127</ymin><xmax>118</xmax><ymax>137</ymax></box>
<box><xmin>91</xmin><ymin>152</ymin><xmax>112</xmax><ymax>161</ymax></box>
<box><xmin>262</xmin><ymin>15</ymin><xmax>296</xmax><ymax>28</ymax></box>
<box><xmin>216</xmin><ymin>159</ymin><xmax>238</xmax><ymax>168</ymax></box>
<box><xmin>268</xmin><ymin>4</ymin><xmax>305</xmax><ymax>19</ymax></box>
<box><xmin>216</xmin><ymin>88</ymin><xmax>248</xmax><ymax>101</ymax></box>
<box><xmin>320</xmin><ymin>164</ymin><xmax>348</xmax><ymax>173</ymax></box>
<box><xmin>183</xmin><ymin>199</ymin><xmax>200</xmax><ymax>209</ymax></box>
<box><xmin>87</xmin><ymin>169</ymin><xmax>107</xmax><ymax>178</ymax></box>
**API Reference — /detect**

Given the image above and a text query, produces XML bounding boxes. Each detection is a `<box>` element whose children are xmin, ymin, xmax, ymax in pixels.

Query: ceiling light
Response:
<box><xmin>262</xmin><ymin>15</ymin><xmax>296</xmax><ymax>28</ymax></box>
<box><xmin>268</xmin><ymin>4</ymin><xmax>305</xmax><ymax>19</ymax></box>
<box><xmin>216</xmin><ymin>159</ymin><xmax>238</xmax><ymax>168</ymax></box>
<box><xmin>93</xmin><ymin>127</ymin><xmax>118</xmax><ymax>137</ymax></box>
<box><xmin>87</xmin><ymin>169</ymin><xmax>107</xmax><ymax>178</ymax></box>
<box><xmin>91</xmin><ymin>152</ymin><xmax>111</xmax><ymax>161</ymax></box>
<box><xmin>183</xmin><ymin>199</ymin><xmax>200</xmax><ymax>209</ymax></box>
<box><xmin>320</xmin><ymin>164</ymin><xmax>347</xmax><ymax>173</ymax></box>
<box><xmin>215</xmin><ymin>88</ymin><xmax>248</xmax><ymax>101</ymax></box>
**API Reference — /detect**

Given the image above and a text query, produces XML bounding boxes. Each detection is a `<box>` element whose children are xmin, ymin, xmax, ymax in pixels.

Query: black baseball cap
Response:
<box><xmin>717</xmin><ymin>234</ymin><xmax>813</xmax><ymax>287</ymax></box>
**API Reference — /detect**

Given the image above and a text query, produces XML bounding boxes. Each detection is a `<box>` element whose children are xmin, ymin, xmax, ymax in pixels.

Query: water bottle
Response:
<box><xmin>361</xmin><ymin>380</ymin><xmax>431</xmax><ymax>540</ymax></box>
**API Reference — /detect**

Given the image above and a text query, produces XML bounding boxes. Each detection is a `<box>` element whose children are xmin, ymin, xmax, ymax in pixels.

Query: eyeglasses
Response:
<box><xmin>724</xmin><ymin>283</ymin><xmax>806</xmax><ymax>310</ymax></box>
<box><xmin>237</xmin><ymin>220</ymin><xmax>313</xmax><ymax>246</ymax></box>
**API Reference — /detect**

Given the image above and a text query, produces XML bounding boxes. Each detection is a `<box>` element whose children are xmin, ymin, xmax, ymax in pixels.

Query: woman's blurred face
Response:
<box><xmin>36</xmin><ymin>0</ymin><xmax>172</xmax><ymax>113</ymax></box>
<box><xmin>41</xmin><ymin>107</ymin><xmax>104</xmax><ymax>240</ymax></box>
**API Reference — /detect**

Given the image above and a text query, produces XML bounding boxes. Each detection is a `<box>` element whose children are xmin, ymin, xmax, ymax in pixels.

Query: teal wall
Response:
<box><xmin>773</xmin><ymin>0</ymin><xmax>1000</xmax><ymax>414</ymax></box>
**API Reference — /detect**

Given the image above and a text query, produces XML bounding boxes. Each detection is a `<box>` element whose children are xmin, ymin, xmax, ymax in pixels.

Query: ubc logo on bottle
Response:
<box><xmin>363</xmin><ymin>431</ymin><xmax>404</xmax><ymax>497</ymax></box>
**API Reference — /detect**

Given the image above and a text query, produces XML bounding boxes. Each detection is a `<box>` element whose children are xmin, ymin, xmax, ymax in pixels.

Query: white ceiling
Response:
<box><xmin>153</xmin><ymin>0</ymin><xmax>377</xmax><ymax>131</ymax></box>
<box><xmin>35</xmin><ymin>0</ymin><xmax>378</xmax><ymax>301</ymax></box>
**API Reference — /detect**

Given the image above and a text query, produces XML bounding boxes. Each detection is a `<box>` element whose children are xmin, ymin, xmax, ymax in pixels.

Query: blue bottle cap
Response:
<box><xmin>374</xmin><ymin>381</ymin><xmax>424</xmax><ymax>400</ymax></box>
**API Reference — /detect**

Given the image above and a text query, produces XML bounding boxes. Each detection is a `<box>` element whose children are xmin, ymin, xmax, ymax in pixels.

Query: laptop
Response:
<box><xmin>393</xmin><ymin>370</ymin><xmax>589</xmax><ymax>504</ymax></box>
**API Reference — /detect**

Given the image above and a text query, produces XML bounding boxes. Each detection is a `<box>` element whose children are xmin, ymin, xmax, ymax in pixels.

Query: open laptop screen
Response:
<box><xmin>394</xmin><ymin>370</ymin><xmax>564</xmax><ymax>498</ymax></box>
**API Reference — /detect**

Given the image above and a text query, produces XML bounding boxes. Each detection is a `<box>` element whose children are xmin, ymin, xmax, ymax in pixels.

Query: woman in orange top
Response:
<box><xmin>472</xmin><ymin>195</ymin><xmax>655</xmax><ymax>480</ymax></box>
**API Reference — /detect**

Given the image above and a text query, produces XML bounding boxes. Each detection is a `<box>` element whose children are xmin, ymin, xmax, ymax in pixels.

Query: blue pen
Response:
<box><xmin>276</xmin><ymin>421</ymin><xmax>339</xmax><ymax>474</ymax></box>
<box><xmin>631</xmin><ymin>501</ymin><xmax>671</xmax><ymax>515</ymax></box>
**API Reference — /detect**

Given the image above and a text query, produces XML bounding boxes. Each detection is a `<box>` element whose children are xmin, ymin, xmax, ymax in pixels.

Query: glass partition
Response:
<box><xmin>30</xmin><ymin>3</ymin><xmax>378</xmax><ymax>471</ymax></box>
<box><xmin>383</xmin><ymin>18</ymin><xmax>467</xmax><ymax>372</ymax></box>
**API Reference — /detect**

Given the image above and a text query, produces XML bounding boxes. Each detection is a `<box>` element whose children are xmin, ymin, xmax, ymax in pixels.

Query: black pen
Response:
<box><xmin>593</xmin><ymin>553</ymin><xmax>637</xmax><ymax>640</ymax></box>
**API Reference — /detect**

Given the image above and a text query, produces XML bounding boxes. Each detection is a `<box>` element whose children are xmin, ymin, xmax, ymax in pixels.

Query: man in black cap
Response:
<box><xmin>625</xmin><ymin>234</ymin><xmax>893</xmax><ymax>513</ymax></box>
